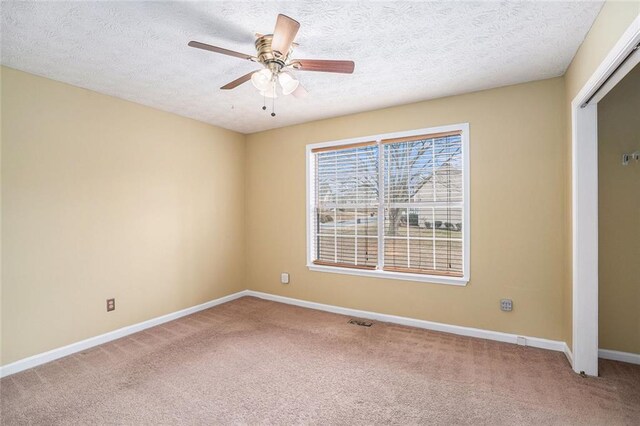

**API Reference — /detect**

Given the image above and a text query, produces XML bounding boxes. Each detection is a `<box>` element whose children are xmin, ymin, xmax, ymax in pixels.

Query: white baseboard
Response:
<box><xmin>245</xmin><ymin>290</ymin><xmax>566</xmax><ymax>353</ymax></box>
<box><xmin>599</xmin><ymin>349</ymin><xmax>640</xmax><ymax>365</ymax></box>
<box><xmin>0</xmin><ymin>290</ymin><xmax>249</xmax><ymax>378</ymax></box>
<box><xmin>1</xmin><ymin>289</ymin><xmax>576</xmax><ymax>378</ymax></box>
<box><xmin>564</xmin><ymin>343</ymin><xmax>574</xmax><ymax>367</ymax></box>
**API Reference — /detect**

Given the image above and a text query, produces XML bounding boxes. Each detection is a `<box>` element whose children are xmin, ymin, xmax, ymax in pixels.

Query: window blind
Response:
<box><xmin>310</xmin><ymin>130</ymin><xmax>464</xmax><ymax>278</ymax></box>
<box><xmin>383</xmin><ymin>133</ymin><xmax>463</xmax><ymax>277</ymax></box>
<box><xmin>312</xmin><ymin>142</ymin><xmax>378</xmax><ymax>269</ymax></box>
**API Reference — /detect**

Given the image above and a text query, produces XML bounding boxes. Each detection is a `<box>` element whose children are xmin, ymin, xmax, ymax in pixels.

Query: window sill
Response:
<box><xmin>307</xmin><ymin>264</ymin><xmax>469</xmax><ymax>286</ymax></box>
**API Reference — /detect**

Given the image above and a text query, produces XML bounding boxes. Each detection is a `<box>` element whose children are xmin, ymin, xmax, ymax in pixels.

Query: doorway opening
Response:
<box><xmin>571</xmin><ymin>16</ymin><xmax>640</xmax><ymax>376</ymax></box>
<box><xmin>597</xmin><ymin>64</ymin><xmax>640</xmax><ymax>365</ymax></box>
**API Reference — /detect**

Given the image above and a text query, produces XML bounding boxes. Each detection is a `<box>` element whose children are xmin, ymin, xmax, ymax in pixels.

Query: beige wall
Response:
<box><xmin>1</xmin><ymin>67</ymin><xmax>246</xmax><ymax>365</ymax></box>
<box><xmin>597</xmin><ymin>64</ymin><xmax>640</xmax><ymax>354</ymax></box>
<box><xmin>563</xmin><ymin>1</ymin><xmax>640</xmax><ymax>349</ymax></box>
<box><xmin>245</xmin><ymin>78</ymin><xmax>567</xmax><ymax>341</ymax></box>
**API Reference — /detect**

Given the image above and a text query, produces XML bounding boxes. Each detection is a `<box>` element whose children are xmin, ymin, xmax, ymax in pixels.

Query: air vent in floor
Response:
<box><xmin>348</xmin><ymin>319</ymin><xmax>373</xmax><ymax>327</ymax></box>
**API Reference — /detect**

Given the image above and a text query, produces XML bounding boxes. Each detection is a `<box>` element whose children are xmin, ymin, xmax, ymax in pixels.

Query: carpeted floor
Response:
<box><xmin>1</xmin><ymin>296</ymin><xmax>639</xmax><ymax>425</ymax></box>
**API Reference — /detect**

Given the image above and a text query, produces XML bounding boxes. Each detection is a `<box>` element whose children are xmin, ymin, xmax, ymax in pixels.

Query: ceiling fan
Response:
<box><xmin>188</xmin><ymin>14</ymin><xmax>355</xmax><ymax>116</ymax></box>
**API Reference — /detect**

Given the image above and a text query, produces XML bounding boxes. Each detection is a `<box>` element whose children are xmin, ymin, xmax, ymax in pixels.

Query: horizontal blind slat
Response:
<box><xmin>311</xmin><ymin>141</ymin><xmax>377</xmax><ymax>153</ymax></box>
<box><xmin>381</xmin><ymin>131</ymin><xmax>462</xmax><ymax>144</ymax></box>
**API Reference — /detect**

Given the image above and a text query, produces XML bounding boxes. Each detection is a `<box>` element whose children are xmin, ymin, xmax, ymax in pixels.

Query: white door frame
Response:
<box><xmin>571</xmin><ymin>15</ymin><xmax>640</xmax><ymax>376</ymax></box>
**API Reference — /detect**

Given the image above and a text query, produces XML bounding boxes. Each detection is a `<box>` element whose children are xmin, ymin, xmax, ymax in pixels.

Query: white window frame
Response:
<box><xmin>306</xmin><ymin>123</ymin><xmax>470</xmax><ymax>286</ymax></box>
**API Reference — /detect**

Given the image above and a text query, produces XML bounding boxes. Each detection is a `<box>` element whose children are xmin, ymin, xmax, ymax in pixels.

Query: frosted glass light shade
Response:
<box><xmin>278</xmin><ymin>72</ymin><xmax>299</xmax><ymax>95</ymax></box>
<box><xmin>251</xmin><ymin>69</ymin><xmax>272</xmax><ymax>91</ymax></box>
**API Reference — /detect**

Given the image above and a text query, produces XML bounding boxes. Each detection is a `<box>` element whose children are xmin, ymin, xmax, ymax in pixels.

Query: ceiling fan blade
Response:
<box><xmin>292</xmin><ymin>83</ymin><xmax>308</xmax><ymax>98</ymax></box>
<box><xmin>271</xmin><ymin>14</ymin><xmax>300</xmax><ymax>57</ymax></box>
<box><xmin>221</xmin><ymin>70</ymin><xmax>259</xmax><ymax>90</ymax></box>
<box><xmin>256</xmin><ymin>32</ymin><xmax>300</xmax><ymax>47</ymax></box>
<box><xmin>188</xmin><ymin>41</ymin><xmax>255</xmax><ymax>61</ymax></box>
<box><xmin>292</xmin><ymin>59</ymin><xmax>355</xmax><ymax>74</ymax></box>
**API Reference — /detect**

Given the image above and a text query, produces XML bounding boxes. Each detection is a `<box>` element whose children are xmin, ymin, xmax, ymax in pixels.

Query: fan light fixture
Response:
<box><xmin>278</xmin><ymin>72</ymin><xmax>300</xmax><ymax>96</ymax></box>
<box><xmin>251</xmin><ymin>69</ymin><xmax>272</xmax><ymax>91</ymax></box>
<box><xmin>252</xmin><ymin>69</ymin><xmax>299</xmax><ymax>98</ymax></box>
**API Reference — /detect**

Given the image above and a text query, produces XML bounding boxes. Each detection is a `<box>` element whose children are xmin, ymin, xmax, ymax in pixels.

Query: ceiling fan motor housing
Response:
<box><xmin>255</xmin><ymin>35</ymin><xmax>290</xmax><ymax>74</ymax></box>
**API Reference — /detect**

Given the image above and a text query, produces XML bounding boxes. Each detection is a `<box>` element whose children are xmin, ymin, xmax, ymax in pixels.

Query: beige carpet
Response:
<box><xmin>1</xmin><ymin>296</ymin><xmax>639</xmax><ymax>425</ymax></box>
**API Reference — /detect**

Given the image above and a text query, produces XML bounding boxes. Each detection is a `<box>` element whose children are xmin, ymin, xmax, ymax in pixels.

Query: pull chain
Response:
<box><xmin>258</xmin><ymin>80</ymin><xmax>277</xmax><ymax>117</ymax></box>
<box><xmin>271</xmin><ymin>80</ymin><xmax>276</xmax><ymax>117</ymax></box>
<box><xmin>271</xmin><ymin>92</ymin><xmax>276</xmax><ymax>117</ymax></box>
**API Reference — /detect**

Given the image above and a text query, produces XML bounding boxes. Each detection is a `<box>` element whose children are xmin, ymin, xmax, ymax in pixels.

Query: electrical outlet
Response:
<box><xmin>106</xmin><ymin>298</ymin><xmax>115</xmax><ymax>312</ymax></box>
<box><xmin>281</xmin><ymin>272</ymin><xmax>290</xmax><ymax>284</ymax></box>
<box><xmin>500</xmin><ymin>299</ymin><xmax>513</xmax><ymax>312</ymax></box>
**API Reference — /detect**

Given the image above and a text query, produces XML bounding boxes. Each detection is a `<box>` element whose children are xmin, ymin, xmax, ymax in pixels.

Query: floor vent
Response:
<box><xmin>348</xmin><ymin>319</ymin><xmax>373</xmax><ymax>327</ymax></box>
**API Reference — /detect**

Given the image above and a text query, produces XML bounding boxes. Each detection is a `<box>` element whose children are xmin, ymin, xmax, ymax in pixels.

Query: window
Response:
<box><xmin>307</xmin><ymin>124</ymin><xmax>469</xmax><ymax>285</ymax></box>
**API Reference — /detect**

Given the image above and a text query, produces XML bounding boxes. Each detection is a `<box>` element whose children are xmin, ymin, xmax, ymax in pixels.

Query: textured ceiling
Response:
<box><xmin>1</xmin><ymin>1</ymin><xmax>602</xmax><ymax>134</ymax></box>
